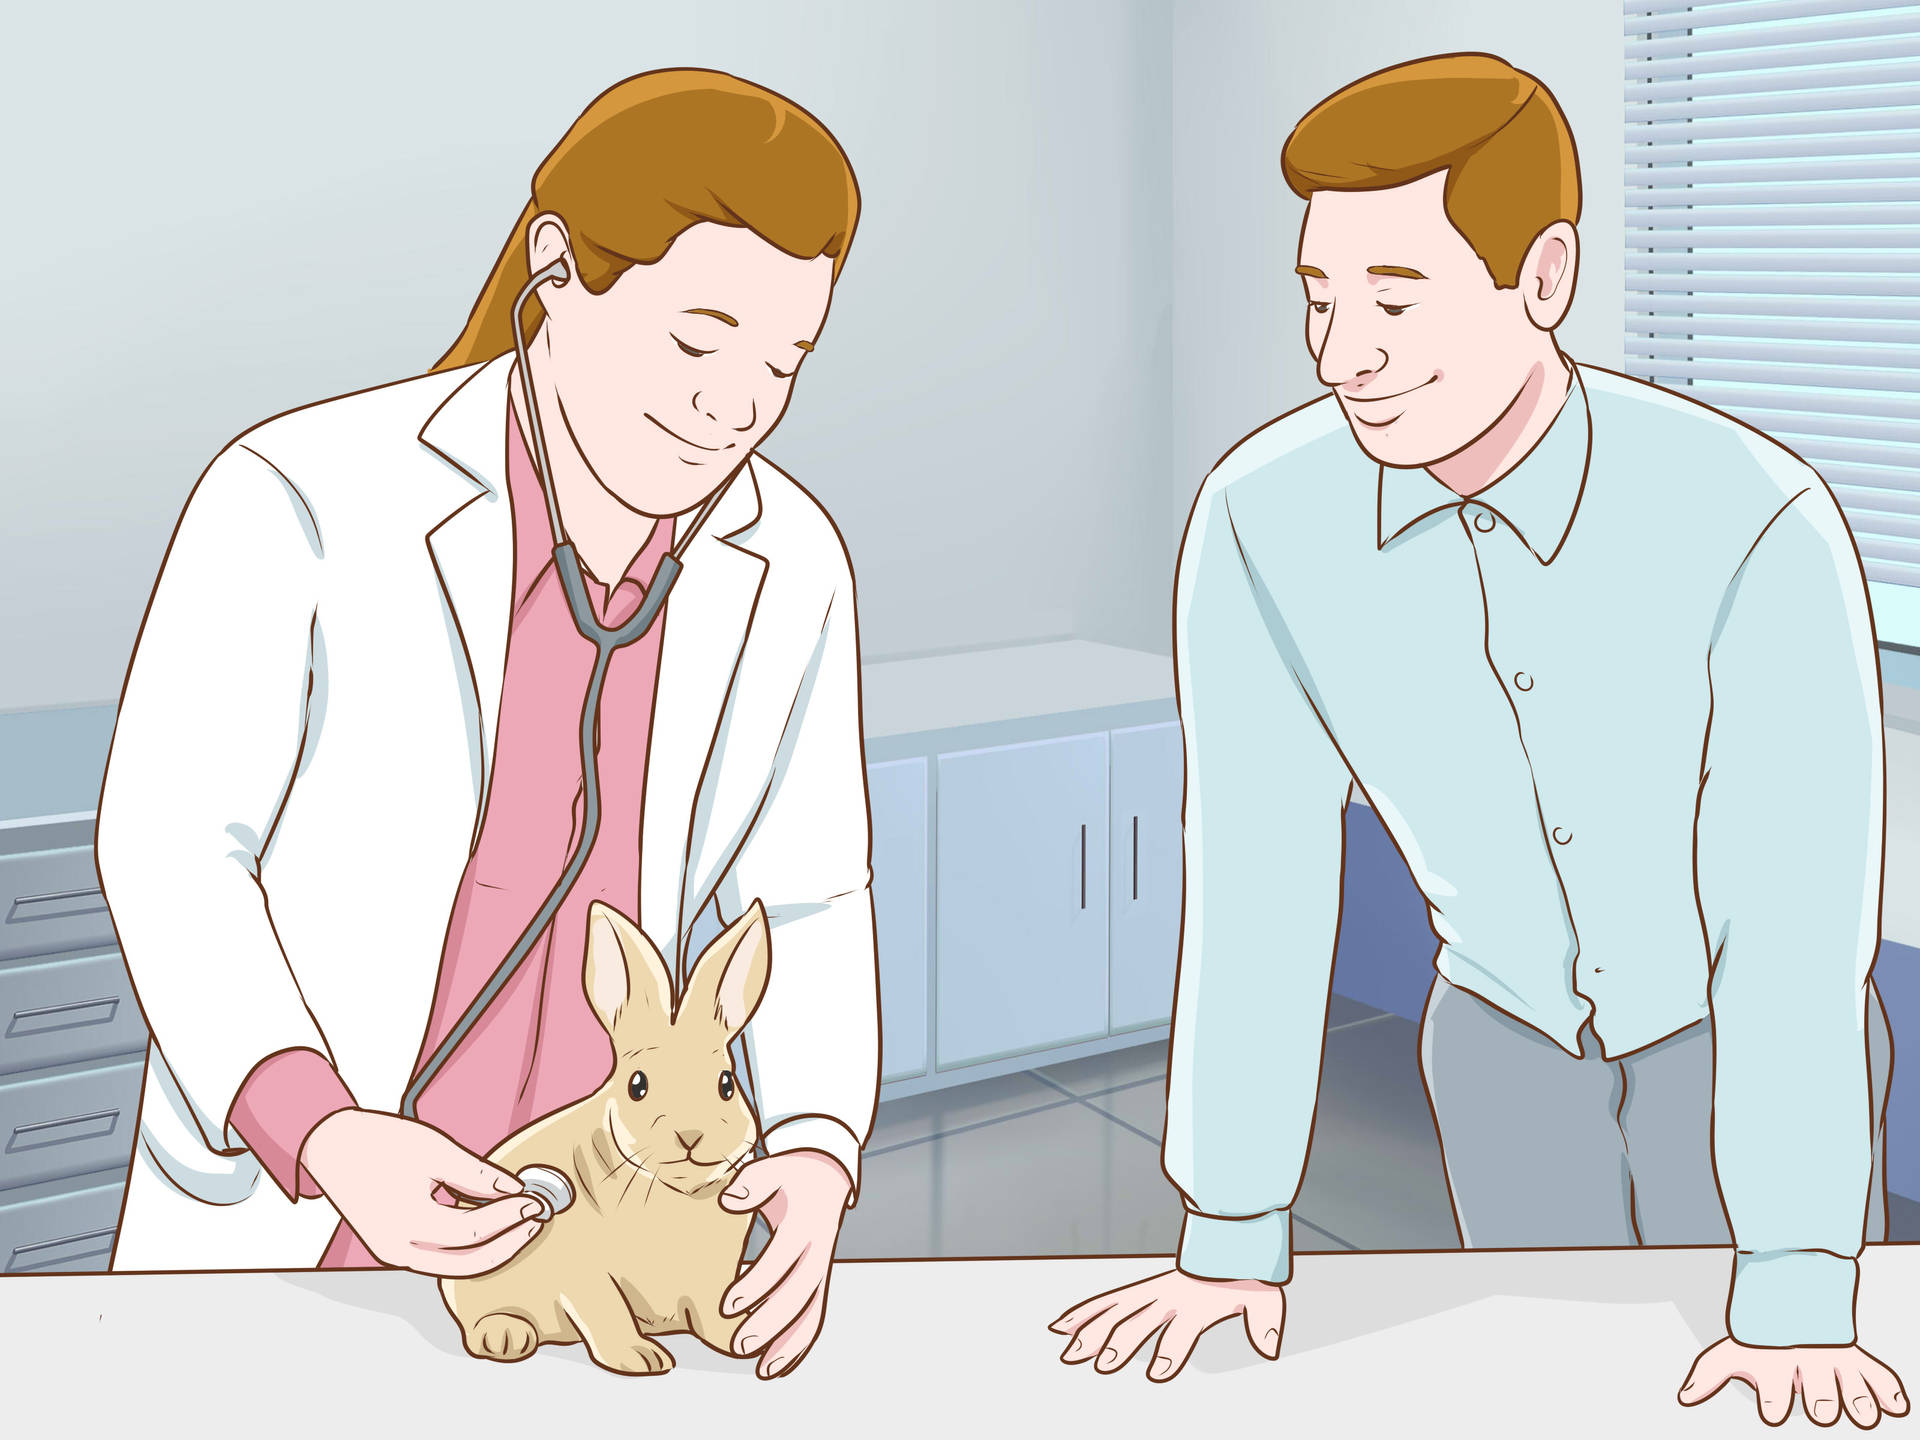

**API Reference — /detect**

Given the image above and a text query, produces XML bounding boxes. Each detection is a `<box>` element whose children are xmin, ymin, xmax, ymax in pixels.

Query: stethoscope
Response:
<box><xmin>397</xmin><ymin>256</ymin><xmax>744</xmax><ymax>1197</ymax></box>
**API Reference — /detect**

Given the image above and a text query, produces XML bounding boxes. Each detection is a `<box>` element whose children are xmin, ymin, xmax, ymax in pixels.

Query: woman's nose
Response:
<box><xmin>692</xmin><ymin>390</ymin><xmax>758</xmax><ymax>433</ymax></box>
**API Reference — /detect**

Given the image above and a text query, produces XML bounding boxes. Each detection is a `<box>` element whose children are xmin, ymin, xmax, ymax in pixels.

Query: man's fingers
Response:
<box><xmin>1050</xmin><ymin>1282</ymin><xmax>1138</xmax><ymax>1336</ymax></box>
<box><xmin>1678</xmin><ymin>1348</ymin><xmax>1735</xmax><ymax>1407</ymax></box>
<box><xmin>1755</xmin><ymin>1367</ymin><xmax>1795</xmax><ymax>1428</ymax></box>
<box><xmin>1241</xmin><ymin>1289</ymin><xmax>1285</xmax><ymax>1360</ymax></box>
<box><xmin>1148</xmin><ymin>1310</ymin><xmax>1218</xmax><ymax>1382</ymax></box>
<box><xmin>1801</xmin><ymin>1364</ymin><xmax>1844</xmax><ymax>1429</ymax></box>
<box><xmin>724</xmin><ymin>1233</ymin><xmax>808</xmax><ymax>1319</ymax></box>
<box><xmin>756</xmin><ymin>1286</ymin><xmax>827</xmax><ymax>1380</ymax></box>
<box><xmin>1063</xmin><ymin>1299</ymin><xmax>1151</xmax><ymax>1366</ymax></box>
<box><xmin>1839</xmin><ymin>1364</ymin><xmax>1883</xmax><ymax>1431</ymax></box>
<box><xmin>1093</xmin><ymin>1304</ymin><xmax>1173</xmax><ymax>1375</ymax></box>
<box><xmin>410</xmin><ymin>1219</ymin><xmax>541</xmax><ymax>1278</ymax></box>
<box><xmin>1856</xmin><ymin>1350</ymin><xmax>1908</xmax><ymax>1418</ymax></box>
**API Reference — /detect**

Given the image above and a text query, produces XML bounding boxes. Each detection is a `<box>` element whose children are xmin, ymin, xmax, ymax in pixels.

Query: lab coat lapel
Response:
<box><xmin>417</xmin><ymin>355</ymin><xmax>517</xmax><ymax>849</ymax></box>
<box><xmin>641</xmin><ymin>458</ymin><xmax>768</xmax><ymax>979</ymax></box>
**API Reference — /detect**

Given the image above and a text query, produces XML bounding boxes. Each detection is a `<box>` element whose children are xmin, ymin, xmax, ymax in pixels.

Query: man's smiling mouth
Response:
<box><xmin>644</xmin><ymin>411</ymin><xmax>730</xmax><ymax>452</ymax></box>
<box><xmin>1340</xmin><ymin>374</ymin><xmax>1439</xmax><ymax>426</ymax></box>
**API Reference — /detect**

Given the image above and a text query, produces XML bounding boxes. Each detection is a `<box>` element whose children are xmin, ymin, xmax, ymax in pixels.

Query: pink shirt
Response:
<box><xmin>229</xmin><ymin>408</ymin><xmax>674</xmax><ymax>1265</ymax></box>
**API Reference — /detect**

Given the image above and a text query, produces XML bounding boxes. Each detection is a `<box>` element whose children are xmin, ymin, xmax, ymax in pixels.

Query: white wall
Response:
<box><xmin>1170</xmin><ymin>0</ymin><xmax>1627</xmax><ymax>530</ymax></box>
<box><xmin>0</xmin><ymin>0</ymin><xmax>1172</xmax><ymax>710</ymax></box>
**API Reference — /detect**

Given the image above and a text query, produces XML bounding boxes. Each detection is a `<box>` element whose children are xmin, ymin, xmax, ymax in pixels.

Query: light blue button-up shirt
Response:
<box><xmin>1167</xmin><ymin>359</ymin><xmax>1886</xmax><ymax>1346</ymax></box>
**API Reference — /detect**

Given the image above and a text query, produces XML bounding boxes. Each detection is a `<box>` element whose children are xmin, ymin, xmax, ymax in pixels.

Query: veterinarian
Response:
<box><xmin>97</xmin><ymin>69</ymin><xmax>879</xmax><ymax>1381</ymax></box>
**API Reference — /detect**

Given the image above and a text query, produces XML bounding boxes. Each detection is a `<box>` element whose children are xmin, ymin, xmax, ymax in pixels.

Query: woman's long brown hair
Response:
<box><xmin>434</xmin><ymin>68</ymin><xmax>860</xmax><ymax>372</ymax></box>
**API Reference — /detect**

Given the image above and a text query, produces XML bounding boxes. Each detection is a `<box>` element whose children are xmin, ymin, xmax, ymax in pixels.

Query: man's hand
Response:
<box><xmin>1050</xmin><ymin>1268</ymin><xmax>1287</xmax><ymax>1381</ymax></box>
<box><xmin>299</xmin><ymin>1108</ymin><xmax>544</xmax><ymax>1276</ymax></box>
<box><xmin>1680</xmin><ymin>1337</ymin><xmax>1909</xmax><ymax>1428</ymax></box>
<box><xmin>718</xmin><ymin>1148</ymin><xmax>854</xmax><ymax>1379</ymax></box>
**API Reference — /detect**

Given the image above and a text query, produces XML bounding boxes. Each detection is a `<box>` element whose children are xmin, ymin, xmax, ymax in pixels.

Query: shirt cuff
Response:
<box><xmin>1728</xmin><ymin>1250</ymin><xmax>1859</xmax><ymax>1347</ymax></box>
<box><xmin>1176</xmin><ymin>1207</ymin><xmax>1293</xmax><ymax>1285</ymax></box>
<box><xmin>760</xmin><ymin>1116</ymin><xmax>863</xmax><ymax>1208</ymax></box>
<box><xmin>227</xmin><ymin>1048</ymin><xmax>357</xmax><ymax>1203</ymax></box>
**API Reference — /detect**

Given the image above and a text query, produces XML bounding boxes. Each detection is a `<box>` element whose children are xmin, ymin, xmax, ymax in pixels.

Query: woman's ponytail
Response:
<box><xmin>432</xmin><ymin>198</ymin><xmax>540</xmax><ymax>372</ymax></box>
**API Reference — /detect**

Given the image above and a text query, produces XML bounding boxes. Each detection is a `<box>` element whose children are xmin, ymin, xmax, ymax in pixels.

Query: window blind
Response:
<box><xmin>1625</xmin><ymin>0</ymin><xmax>1920</xmax><ymax>646</ymax></box>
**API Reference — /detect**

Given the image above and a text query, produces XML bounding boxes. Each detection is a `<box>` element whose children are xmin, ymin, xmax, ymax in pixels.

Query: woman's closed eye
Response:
<box><xmin>672</xmin><ymin>334</ymin><xmax>713</xmax><ymax>358</ymax></box>
<box><xmin>1378</xmin><ymin>303</ymin><xmax>1414</xmax><ymax>317</ymax></box>
<box><xmin>766</xmin><ymin>361</ymin><xmax>796</xmax><ymax>380</ymax></box>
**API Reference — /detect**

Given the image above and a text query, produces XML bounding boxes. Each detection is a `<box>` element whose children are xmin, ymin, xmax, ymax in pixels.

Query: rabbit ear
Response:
<box><xmin>682</xmin><ymin>900</ymin><xmax>770</xmax><ymax>1038</ymax></box>
<box><xmin>582</xmin><ymin>901</ymin><xmax>673</xmax><ymax>1037</ymax></box>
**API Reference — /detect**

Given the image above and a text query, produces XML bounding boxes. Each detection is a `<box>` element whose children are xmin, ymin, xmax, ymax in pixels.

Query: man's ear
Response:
<box><xmin>583</xmin><ymin>901</ymin><xmax>673</xmax><ymax>1036</ymax></box>
<box><xmin>682</xmin><ymin>900</ymin><xmax>772</xmax><ymax>1039</ymax></box>
<box><xmin>1521</xmin><ymin>220</ymin><xmax>1579</xmax><ymax>331</ymax></box>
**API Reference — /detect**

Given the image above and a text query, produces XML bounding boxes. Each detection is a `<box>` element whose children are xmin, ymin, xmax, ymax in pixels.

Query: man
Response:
<box><xmin>1052</xmin><ymin>54</ymin><xmax>1903</xmax><ymax>1427</ymax></box>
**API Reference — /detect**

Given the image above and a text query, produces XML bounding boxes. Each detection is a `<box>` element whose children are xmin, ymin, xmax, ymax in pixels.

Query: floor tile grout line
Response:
<box><xmin>864</xmin><ymin>1094</ymin><xmax>1087</xmax><ymax>1158</ymax></box>
<box><xmin>1293</xmin><ymin>1215</ymin><xmax>1359</xmax><ymax>1251</ymax></box>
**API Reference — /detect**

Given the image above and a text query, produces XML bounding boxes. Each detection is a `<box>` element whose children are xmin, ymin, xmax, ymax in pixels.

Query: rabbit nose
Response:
<box><xmin>676</xmin><ymin>1128</ymin><xmax>704</xmax><ymax>1153</ymax></box>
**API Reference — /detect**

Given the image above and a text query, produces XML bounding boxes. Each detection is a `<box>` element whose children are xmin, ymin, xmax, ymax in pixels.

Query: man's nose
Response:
<box><xmin>1315</xmin><ymin>313</ymin><xmax>1388</xmax><ymax>391</ymax></box>
<box><xmin>692</xmin><ymin>389</ymin><xmax>758</xmax><ymax>433</ymax></box>
<box><xmin>676</xmin><ymin>1128</ymin><xmax>704</xmax><ymax>1153</ymax></box>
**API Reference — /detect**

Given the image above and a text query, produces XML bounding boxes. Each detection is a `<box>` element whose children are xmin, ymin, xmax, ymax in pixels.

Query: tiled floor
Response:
<box><xmin>838</xmin><ymin>994</ymin><xmax>1461</xmax><ymax>1259</ymax></box>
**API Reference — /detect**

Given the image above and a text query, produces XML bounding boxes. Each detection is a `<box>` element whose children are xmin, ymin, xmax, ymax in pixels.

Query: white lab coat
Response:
<box><xmin>98</xmin><ymin>352</ymin><xmax>879</xmax><ymax>1271</ymax></box>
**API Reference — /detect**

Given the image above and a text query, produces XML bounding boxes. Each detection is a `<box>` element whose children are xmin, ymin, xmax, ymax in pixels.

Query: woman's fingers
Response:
<box><xmin>415</xmin><ymin>1192</ymin><xmax>543</xmax><ymax>1250</ymax></box>
<box><xmin>723</xmin><ymin>1232</ymin><xmax>808</xmax><ymax>1320</ymax></box>
<box><xmin>410</xmin><ymin>1218</ymin><xmax>542</xmax><ymax>1278</ymax></box>
<box><xmin>429</xmin><ymin>1137</ymin><xmax>525</xmax><ymax>1202</ymax></box>
<box><xmin>757</xmin><ymin>1286</ymin><xmax>827</xmax><ymax>1379</ymax></box>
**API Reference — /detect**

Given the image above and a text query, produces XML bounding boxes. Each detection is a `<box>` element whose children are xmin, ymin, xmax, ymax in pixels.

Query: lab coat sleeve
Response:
<box><xmin>1165</xmin><ymin>476</ymin><xmax>1352</xmax><ymax>1286</ymax></box>
<box><xmin>1696</xmin><ymin>482</ymin><xmax>1884</xmax><ymax>1348</ymax></box>
<box><xmin>96</xmin><ymin>441</ymin><xmax>348</xmax><ymax>1157</ymax></box>
<box><xmin>719</xmin><ymin>557</ymin><xmax>878</xmax><ymax>1204</ymax></box>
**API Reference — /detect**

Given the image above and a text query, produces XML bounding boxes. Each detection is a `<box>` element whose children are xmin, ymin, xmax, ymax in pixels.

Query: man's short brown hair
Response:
<box><xmin>1281</xmin><ymin>53</ymin><xmax>1580</xmax><ymax>289</ymax></box>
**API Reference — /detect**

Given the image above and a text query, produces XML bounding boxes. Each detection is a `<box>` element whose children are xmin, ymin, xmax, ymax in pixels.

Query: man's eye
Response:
<box><xmin>672</xmin><ymin>335</ymin><xmax>712</xmax><ymax>358</ymax></box>
<box><xmin>1379</xmin><ymin>304</ymin><xmax>1412</xmax><ymax>317</ymax></box>
<box><xmin>767</xmin><ymin>363</ymin><xmax>796</xmax><ymax>380</ymax></box>
<box><xmin>1308</xmin><ymin>300</ymin><xmax>1331</xmax><ymax>315</ymax></box>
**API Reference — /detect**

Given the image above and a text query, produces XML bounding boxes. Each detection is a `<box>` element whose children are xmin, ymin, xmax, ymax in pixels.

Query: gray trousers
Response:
<box><xmin>1418</xmin><ymin>974</ymin><xmax>1891</xmax><ymax>1248</ymax></box>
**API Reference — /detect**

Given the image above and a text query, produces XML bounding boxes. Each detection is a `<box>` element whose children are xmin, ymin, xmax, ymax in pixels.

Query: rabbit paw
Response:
<box><xmin>589</xmin><ymin>1335</ymin><xmax>676</xmax><ymax>1377</ymax></box>
<box><xmin>466</xmin><ymin>1312</ymin><xmax>541</xmax><ymax>1363</ymax></box>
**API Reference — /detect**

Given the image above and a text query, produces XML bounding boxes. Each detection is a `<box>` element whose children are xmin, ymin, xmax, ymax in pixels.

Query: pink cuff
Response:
<box><xmin>229</xmin><ymin>1048</ymin><xmax>357</xmax><ymax>1202</ymax></box>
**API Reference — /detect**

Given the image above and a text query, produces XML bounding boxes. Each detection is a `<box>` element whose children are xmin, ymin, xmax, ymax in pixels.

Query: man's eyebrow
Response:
<box><xmin>1295</xmin><ymin>265</ymin><xmax>1328</xmax><ymax>279</ymax></box>
<box><xmin>1366</xmin><ymin>266</ymin><xmax>1427</xmax><ymax>280</ymax></box>
<box><xmin>684</xmin><ymin>308</ymin><xmax>739</xmax><ymax>325</ymax></box>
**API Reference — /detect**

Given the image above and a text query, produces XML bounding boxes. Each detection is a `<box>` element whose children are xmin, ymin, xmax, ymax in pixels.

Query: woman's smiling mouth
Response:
<box><xmin>644</xmin><ymin>411</ymin><xmax>730</xmax><ymax>451</ymax></box>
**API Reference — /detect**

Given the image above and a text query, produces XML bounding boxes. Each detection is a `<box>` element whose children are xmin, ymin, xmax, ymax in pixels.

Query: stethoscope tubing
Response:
<box><xmin>399</xmin><ymin>256</ymin><xmax>735</xmax><ymax>1119</ymax></box>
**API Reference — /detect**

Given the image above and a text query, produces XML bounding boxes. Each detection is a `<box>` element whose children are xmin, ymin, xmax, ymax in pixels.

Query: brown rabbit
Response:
<box><xmin>440</xmin><ymin>897</ymin><xmax>770</xmax><ymax>1374</ymax></box>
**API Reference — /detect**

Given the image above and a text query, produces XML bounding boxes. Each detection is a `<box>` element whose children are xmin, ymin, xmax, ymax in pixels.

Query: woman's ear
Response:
<box><xmin>583</xmin><ymin>901</ymin><xmax>673</xmax><ymax>1036</ymax></box>
<box><xmin>683</xmin><ymin>900</ymin><xmax>771</xmax><ymax>1039</ymax></box>
<box><xmin>527</xmin><ymin>211</ymin><xmax>576</xmax><ymax>294</ymax></box>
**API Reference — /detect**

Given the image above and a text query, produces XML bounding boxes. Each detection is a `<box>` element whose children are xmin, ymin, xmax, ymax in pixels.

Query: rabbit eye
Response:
<box><xmin>628</xmin><ymin>1070</ymin><xmax>648</xmax><ymax>1101</ymax></box>
<box><xmin>718</xmin><ymin>1070</ymin><xmax>735</xmax><ymax>1101</ymax></box>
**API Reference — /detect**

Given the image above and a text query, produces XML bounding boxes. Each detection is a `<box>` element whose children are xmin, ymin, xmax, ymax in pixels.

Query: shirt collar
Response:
<box><xmin>1375</xmin><ymin>360</ymin><xmax>1592</xmax><ymax>565</ymax></box>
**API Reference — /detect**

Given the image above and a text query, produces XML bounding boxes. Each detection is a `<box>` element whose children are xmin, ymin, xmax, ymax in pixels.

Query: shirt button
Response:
<box><xmin>1473</xmin><ymin>510</ymin><xmax>1496</xmax><ymax>533</ymax></box>
<box><xmin>1514</xmin><ymin>671</ymin><xmax>1534</xmax><ymax>691</ymax></box>
<box><xmin>1552</xmin><ymin>826</ymin><xmax>1573</xmax><ymax>845</ymax></box>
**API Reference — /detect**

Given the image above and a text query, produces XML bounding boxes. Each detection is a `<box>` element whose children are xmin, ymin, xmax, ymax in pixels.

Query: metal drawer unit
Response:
<box><xmin>0</xmin><ymin>813</ymin><xmax>147</xmax><ymax>1272</ymax></box>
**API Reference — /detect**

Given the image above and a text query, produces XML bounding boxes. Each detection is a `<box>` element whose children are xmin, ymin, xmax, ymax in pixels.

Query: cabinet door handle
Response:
<box><xmin>7</xmin><ymin>887</ymin><xmax>107</xmax><ymax>924</ymax></box>
<box><xmin>1131</xmin><ymin>815</ymin><xmax>1139</xmax><ymax>900</ymax></box>
<box><xmin>1079</xmin><ymin>824</ymin><xmax>1087</xmax><ymax>909</ymax></box>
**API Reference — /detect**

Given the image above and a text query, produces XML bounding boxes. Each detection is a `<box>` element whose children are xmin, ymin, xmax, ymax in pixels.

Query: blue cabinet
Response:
<box><xmin>935</xmin><ymin>735</ymin><xmax>1111</xmax><ymax>1068</ymax></box>
<box><xmin>868</xmin><ymin>758</ymin><xmax>930</xmax><ymax>1082</ymax></box>
<box><xmin>1109</xmin><ymin>721</ymin><xmax>1182</xmax><ymax>1032</ymax></box>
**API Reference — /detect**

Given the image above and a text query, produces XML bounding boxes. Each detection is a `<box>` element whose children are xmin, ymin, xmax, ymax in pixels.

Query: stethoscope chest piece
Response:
<box><xmin>516</xmin><ymin>1165</ymin><xmax>575</xmax><ymax>1222</ymax></box>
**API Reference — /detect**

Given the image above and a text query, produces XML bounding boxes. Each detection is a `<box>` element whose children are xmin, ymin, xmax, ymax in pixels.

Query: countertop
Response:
<box><xmin>7</xmin><ymin>1246</ymin><xmax>1916</xmax><ymax>1436</ymax></box>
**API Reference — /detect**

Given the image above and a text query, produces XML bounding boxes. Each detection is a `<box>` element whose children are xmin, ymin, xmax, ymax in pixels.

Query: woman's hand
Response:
<box><xmin>299</xmin><ymin>1109</ymin><xmax>546</xmax><ymax>1276</ymax></box>
<box><xmin>718</xmin><ymin>1149</ymin><xmax>855</xmax><ymax>1378</ymax></box>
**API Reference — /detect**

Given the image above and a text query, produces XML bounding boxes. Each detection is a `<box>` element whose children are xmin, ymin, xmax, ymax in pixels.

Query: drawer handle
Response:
<box><xmin>8</xmin><ymin>1226</ymin><xmax>115</xmax><ymax>1273</ymax></box>
<box><xmin>7</xmin><ymin>887</ymin><xmax>108</xmax><ymax>924</ymax></box>
<box><xmin>8</xmin><ymin>995</ymin><xmax>121</xmax><ymax>1038</ymax></box>
<box><xmin>7</xmin><ymin>1108</ymin><xmax>122</xmax><ymax>1153</ymax></box>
